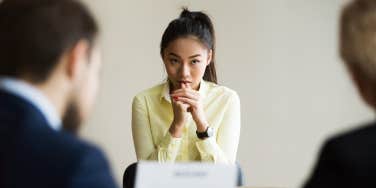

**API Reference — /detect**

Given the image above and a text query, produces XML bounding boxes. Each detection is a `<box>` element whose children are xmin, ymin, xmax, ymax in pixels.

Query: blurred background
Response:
<box><xmin>79</xmin><ymin>0</ymin><xmax>374</xmax><ymax>187</ymax></box>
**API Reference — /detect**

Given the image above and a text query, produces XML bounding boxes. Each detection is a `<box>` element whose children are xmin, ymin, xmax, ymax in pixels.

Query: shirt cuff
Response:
<box><xmin>157</xmin><ymin>132</ymin><xmax>182</xmax><ymax>161</ymax></box>
<box><xmin>195</xmin><ymin>137</ymin><xmax>217</xmax><ymax>161</ymax></box>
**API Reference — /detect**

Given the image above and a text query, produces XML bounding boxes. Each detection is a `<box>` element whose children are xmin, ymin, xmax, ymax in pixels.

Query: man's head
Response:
<box><xmin>341</xmin><ymin>0</ymin><xmax>376</xmax><ymax>109</ymax></box>
<box><xmin>0</xmin><ymin>0</ymin><xmax>101</xmax><ymax>133</ymax></box>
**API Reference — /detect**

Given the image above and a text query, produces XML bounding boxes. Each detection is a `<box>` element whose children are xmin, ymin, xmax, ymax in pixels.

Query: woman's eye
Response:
<box><xmin>170</xmin><ymin>59</ymin><xmax>179</xmax><ymax>64</ymax></box>
<box><xmin>191</xmin><ymin>59</ymin><xmax>200</xmax><ymax>64</ymax></box>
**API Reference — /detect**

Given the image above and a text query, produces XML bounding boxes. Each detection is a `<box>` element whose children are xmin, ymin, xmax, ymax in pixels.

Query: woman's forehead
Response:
<box><xmin>165</xmin><ymin>37</ymin><xmax>209</xmax><ymax>57</ymax></box>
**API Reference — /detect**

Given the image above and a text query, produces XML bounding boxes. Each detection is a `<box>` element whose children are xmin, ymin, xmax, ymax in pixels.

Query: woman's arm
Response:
<box><xmin>132</xmin><ymin>95</ymin><xmax>182</xmax><ymax>162</ymax></box>
<box><xmin>195</xmin><ymin>91</ymin><xmax>241</xmax><ymax>164</ymax></box>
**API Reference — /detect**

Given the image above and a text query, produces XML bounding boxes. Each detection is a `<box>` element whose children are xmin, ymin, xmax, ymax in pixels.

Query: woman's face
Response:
<box><xmin>163</xmin><ymin>36</ymin><xmax>212</xmax><ymax>91</ymax></box>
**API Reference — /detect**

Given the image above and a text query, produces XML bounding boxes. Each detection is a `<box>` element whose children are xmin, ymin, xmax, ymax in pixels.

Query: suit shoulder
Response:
<box><xmin>55</xmin><ymin>133</ymin><xmax>112</xmax><ymax>173</ymax></box>
<box><xmin>68</xmin><ymin>136</ymin><xmax>110</xmax><ymax>169</ymax></box>
<box><xmin>59</xmin><ymin>132</ymin><xmax>103</xmax><ymax>155</ymax></box>
<box><xmin>62</xmin><ymin>134</ymin><xmax>117</xmax><ymax>188</ymax></box>
<box><xmin>328</xmin><ymin>123</ymin><xmax>376</xmax><ymax>145</ymax></box>
<box><xmin>322</xmin><ymin>123</ymin><xmax>376</xmax><ymax>160</ymax></box>
<box><xmin>44</xmin><ymin>131</ymin><xmax>107</xmax><ymax>165</ymax></box>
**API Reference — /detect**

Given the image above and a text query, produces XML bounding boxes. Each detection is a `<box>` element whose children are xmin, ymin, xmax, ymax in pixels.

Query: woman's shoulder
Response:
<box><xmin>204</xmin><ymin>81</ymin><xmax>239</xmax><ymax>99</ymax></box>
<box><xmin>133</xmin><ymin>82</ymin><xmax>166</xmax><ymax>101</ymax></box>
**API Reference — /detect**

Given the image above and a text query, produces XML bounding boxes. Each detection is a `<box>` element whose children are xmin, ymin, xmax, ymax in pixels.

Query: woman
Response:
<box><xmin>132</xmin><ymin>8</ymin><xmax>240</xmax><ymax>164</ymax></box>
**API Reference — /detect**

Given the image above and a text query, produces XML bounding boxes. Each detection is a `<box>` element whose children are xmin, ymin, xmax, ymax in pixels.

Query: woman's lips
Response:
<box><xmin>179</xmin><ymin>81</ymin><xmax>191</xmax><ymax>84</ymax></box>
<box><xmin>173</xmin><ymin>81</ymin><xmax>192</xmax><ymax>90</ymax></box>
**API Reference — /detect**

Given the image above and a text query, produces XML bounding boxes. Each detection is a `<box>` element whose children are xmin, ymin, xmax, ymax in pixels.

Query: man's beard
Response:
<box><xmin>62</xmin><ymin>99</ymin><xmax>82</xmax><ymax>135</ymax></box>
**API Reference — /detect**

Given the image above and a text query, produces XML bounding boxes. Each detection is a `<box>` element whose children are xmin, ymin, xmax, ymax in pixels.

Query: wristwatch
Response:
<box><xmin>196</xmin><ymin>126</ymin><xmax>214</xmax><ymax>139</ymax></box>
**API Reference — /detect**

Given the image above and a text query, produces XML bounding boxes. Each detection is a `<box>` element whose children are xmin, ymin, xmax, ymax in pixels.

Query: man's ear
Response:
<box><xmin>66</xmin><ymin>40</ymin><xmax>90</xmax><ymax>82</ymax></box>
<box><xmin>206</xmin><ymin>49</ymin><xmax>213</xmax><ymax>66</ymax></box>
<box><xmin>348</xmin><ymin>64</ymin><xmax>376</xmax><ymax>108</ymax></box>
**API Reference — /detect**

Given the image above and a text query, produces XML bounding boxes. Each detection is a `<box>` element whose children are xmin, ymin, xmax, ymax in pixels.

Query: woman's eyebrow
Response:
<box><xmin>189</xmin><ymin>54</ymin><xmax>201</xmax><ymax>58</ymax></box>
<box><xmin>168</xmin><ymin>53</ymin><xmax>181</xmax><ymax>58</ymax></box>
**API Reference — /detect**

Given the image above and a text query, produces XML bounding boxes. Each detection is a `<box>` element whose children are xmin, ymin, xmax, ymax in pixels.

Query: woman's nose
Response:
<box><xmin>179</xmin><ymin>64</ymin><xmax>190</xmax><ymax>78</ymax></box>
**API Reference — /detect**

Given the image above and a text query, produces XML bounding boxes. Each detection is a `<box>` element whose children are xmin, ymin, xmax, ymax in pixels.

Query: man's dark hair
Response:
<box><xmin>0</xmin><ymin>0</ymin><xmax>98</xmax><ymax>83</ymax></box>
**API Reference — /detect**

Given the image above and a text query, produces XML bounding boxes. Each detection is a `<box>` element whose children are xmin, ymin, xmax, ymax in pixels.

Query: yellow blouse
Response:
<box><xmin>132</xmin><ymin>80</ymin><xmax>240</xmax><ymax>164</ymax></box>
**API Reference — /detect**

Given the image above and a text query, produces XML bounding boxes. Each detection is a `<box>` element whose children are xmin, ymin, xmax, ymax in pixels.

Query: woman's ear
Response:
<box><xmin>206</xmin><ymin>49</ymin><xmax>213</xmax><ymax>66</ymax></box>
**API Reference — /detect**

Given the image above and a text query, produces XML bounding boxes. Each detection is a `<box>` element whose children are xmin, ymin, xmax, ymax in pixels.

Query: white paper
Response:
<box><xmin>135</xmin><ymin>161</ymin><xmax>237</xmax><ymax>188</ymax></box>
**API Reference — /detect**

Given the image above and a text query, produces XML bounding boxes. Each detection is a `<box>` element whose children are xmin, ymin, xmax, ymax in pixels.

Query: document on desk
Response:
<box><xmin>135</xmin><ymin>161</ymin><xmax>237</xmax><ymax>188</ymax></box>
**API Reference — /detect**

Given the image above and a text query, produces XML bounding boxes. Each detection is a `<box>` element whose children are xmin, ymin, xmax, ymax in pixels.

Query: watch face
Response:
<box><xmin>196</xmin><ymin>127</ymin><xmax>215</xmax><ymax>139</ymax></box>
<box><xmin>207</xmin><ymin>127</ymin><xmax>214</xmax><ymax>137</ymax></box>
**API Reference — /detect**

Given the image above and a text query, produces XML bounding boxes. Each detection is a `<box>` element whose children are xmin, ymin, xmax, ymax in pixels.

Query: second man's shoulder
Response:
<box><xmin>321</xmin><ymin>122</ymin><xmax>376</xmax><ymax>158</ymax></box>
<box><xmin>328</xmin><ymin>122</ymin><xmax>376</xmax><ymax>145</ymax></box>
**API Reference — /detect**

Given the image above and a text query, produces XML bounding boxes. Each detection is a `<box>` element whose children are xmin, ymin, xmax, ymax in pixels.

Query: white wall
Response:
<box><xmin>80</xmin><ymin>0</ymin><xmax>374</xmax><ymax>187</ymax></box>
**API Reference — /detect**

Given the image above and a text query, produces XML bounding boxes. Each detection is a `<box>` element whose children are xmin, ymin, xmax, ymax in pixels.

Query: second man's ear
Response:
<box><xmin>66</xmin><ymin>40</ymin><xmax>90</xmax><ymax>81</ymax></box>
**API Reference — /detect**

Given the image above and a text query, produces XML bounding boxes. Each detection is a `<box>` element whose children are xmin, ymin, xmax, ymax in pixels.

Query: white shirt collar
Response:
<box><xmin>0</xmin><ymin>78</ymin><xmax>62</xmax><ymax>131</ymax></box>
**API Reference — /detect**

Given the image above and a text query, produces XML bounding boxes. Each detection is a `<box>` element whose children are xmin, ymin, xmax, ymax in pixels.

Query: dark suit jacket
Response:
<box><xmin>0</xmin><ymin>90</ymin><xmax>118</xmax><ymax>188</ymax></box>
<box><xmin>304</xmin><ymin>122</ymin><xmax>376</xmax><ymax>188</ymax></box>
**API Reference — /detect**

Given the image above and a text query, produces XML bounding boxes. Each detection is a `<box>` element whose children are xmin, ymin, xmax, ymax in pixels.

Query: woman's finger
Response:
<box><xmin>171</xmin><ymin>90</ymin><xmax>199</xmax><ymax>100</ymax></box>
<box><xmin>171</xmin><ymin>88</ymin><xmax>195</xmax><ymax>94</ymax></box>
<box><xmin>175</xmin><ymin>97</ymin><xmax>197</xmax><ymax>108</ymax></box>
<box><xmin>181</xmin><ymin>82</ymin><xmax>187</xmax><ymax>89</ymax></box>
<box><xmin>174</xmin><ymin>99</ymin><xmax>189</xmax><ymax>109</ymax></box>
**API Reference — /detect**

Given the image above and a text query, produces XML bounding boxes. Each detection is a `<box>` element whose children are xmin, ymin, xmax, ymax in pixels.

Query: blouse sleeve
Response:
<box><xmin>195</xmin><ymin>91</ymin><xmax>241</xmax><ymax>164</ymax></box>
<box><xmin>132</xmin><ymin>95</ymin><xmax>182</xmax><ymax>162</ymax></box>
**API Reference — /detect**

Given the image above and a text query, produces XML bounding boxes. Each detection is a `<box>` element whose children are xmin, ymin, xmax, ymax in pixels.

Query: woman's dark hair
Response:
<box><xmin>160</xmin><ymin>8</ymin><xmax>217</xmax><ymax>84</ymax></box>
